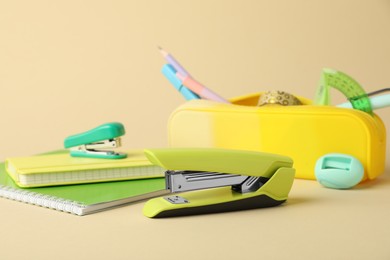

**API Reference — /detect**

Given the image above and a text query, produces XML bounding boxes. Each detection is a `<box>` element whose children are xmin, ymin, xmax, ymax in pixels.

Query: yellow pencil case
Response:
<box><xmin>168</xmin><ymin>93</ymin><xmax>386</xmax><ymax>181</ymax></box>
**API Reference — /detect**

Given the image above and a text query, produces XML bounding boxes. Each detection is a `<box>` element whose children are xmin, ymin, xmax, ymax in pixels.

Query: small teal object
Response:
<box><xmin>64</xmin><ymin>122</ymin><xmax>127</xmax><ymax>159</ymax></box>
<box><xmin>315</xmin><ymin>153</ymin><xmax>364</xmax><ymax>189</ymax></box>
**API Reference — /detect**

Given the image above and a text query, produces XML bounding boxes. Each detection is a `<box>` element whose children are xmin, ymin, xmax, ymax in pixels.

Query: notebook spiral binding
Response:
<box><xmin>0</xmin><ymin>185</ymin><xmax>87</xmax><ymax>215</ymax></box>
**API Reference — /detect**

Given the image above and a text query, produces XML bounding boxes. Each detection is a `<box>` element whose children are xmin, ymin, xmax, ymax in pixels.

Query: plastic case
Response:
<box><xmin>168</xmin><ymin>93</ymin><xmax>386</xmax><ymax>181</ymax></box>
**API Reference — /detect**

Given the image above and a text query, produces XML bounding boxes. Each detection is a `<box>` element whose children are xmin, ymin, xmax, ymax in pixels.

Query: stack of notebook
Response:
<box><xmin>0</xmin><ymin>150</ymin><xmax>168</xmax><ymax>215</ymax></box>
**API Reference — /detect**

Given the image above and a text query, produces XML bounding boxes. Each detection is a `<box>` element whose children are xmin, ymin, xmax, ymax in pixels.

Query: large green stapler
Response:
<box><xmin>142</xmin><ymin>148</ymin><xmax>295</xmax><ymax>218</ymax></box>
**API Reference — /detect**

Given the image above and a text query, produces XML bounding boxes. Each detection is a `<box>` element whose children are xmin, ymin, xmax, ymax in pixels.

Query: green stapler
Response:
<box><xmin>142</xmin><ymin>148</ymin><xmax>295</xmax><ymax>218</ymax></box>
<box><xmin>64</xmin><ymin>122</ymin><xmax>127</xmax><ymax>159</ymax></box>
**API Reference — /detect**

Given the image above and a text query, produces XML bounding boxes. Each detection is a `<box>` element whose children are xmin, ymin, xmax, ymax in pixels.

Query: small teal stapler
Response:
<box><xmin>64</xmin><ymin>122</ymin><xmax>127</xmax><ymax>159</ymax></box>
<box><xmin>142</xmin><ymin>148</ymin><xmax>295</xmax><ymax>218</ymax></box>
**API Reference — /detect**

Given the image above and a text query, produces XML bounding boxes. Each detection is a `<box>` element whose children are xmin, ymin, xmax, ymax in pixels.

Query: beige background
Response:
<box><xmin>0</xmin><ymin>1</ymin><xmax>390</xmax><ymax>260</ymax></box>
<box><xmin>1</xmin><ymin>0</ymin><xmax>390</xmax><ymax>162</ymax></box>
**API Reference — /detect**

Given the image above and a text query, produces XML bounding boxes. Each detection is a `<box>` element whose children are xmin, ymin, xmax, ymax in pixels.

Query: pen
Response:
<box><xmin>176</xmin><ymin>72</ymin><xmax>230</xmax><ymax>103</ymax></box>
<box><xmin>337</xmin><ymin>93</ymin><xmax>390</xmax><ymax>110</ymax></box>
<box><xmin>158</xmin><ymin>46</ymin><xmax>191</xmax><ymax>77</ymax></box>
<box><xmin>161</xmin><ymin>64</ymin><xmax>200</xmax><ymax>100</ymax></box>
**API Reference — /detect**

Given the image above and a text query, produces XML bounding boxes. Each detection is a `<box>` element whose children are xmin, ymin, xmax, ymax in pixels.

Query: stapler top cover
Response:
<box><xmin>144</xmin><ymin>148</ymin><xmax>293</xmax><ymax>178</ymax></box>
<box><xmin>64</xmin><ymin>122</ymin><xmax>125</xmax><ymax>148</ymax></box>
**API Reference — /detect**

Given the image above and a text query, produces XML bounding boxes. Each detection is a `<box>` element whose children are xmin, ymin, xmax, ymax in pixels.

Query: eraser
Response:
<box><xmin>315</xmin><ymin>153</ymin><xmax>364</xmax><ymax>189</ymax></box>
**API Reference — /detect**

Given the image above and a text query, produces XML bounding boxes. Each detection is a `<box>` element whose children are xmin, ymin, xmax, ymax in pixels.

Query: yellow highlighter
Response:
<box><xmin>142</xmin><ymin>148</ymin><xmax>295</xmax><ymax>218</ymax></box>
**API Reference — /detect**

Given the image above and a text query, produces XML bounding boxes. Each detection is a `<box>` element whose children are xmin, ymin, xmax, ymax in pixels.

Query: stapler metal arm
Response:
<box><xmin>142</xmin><ymin>148</ymin><xmax>295</xmax><ymax>218</ymax></box>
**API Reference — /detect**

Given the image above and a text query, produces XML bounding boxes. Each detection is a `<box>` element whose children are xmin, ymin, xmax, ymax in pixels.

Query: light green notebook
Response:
<box><xmin>5</xmin><ymin>150</ymin><xmax>164</xmax><ymax>187</ymax></box>
<box><xmin>0</xmin><ymin>161</ymin><xmax>167</xmax><ymax>216</ymax></box>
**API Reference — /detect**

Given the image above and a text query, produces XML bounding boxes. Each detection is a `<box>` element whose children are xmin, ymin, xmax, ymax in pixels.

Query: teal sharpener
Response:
<box><xmin>64</xmin><ymin>122</ymin><xmax>127</xmax><ymax>159</ymax></box>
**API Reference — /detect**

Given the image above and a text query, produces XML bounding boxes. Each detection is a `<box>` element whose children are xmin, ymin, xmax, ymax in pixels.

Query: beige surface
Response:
<box><xmin>0</xmin><ymin>0</ymin><xmax>390</xmax><ymax>259</ymax></box>
<box><xmin>1</xmin><ymin>175</ymin><xmax>390</xmax><ymax>260</ymax></box>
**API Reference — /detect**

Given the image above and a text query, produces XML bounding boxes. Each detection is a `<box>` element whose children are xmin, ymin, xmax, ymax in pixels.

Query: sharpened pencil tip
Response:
<box><xmin>158</xmin><ymin>46</ymin><xmax>168</xmax><ymax>57</ymax></box>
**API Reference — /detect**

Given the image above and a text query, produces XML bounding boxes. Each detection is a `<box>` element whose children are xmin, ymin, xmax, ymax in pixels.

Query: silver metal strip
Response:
<box><xmin>85</xmin><ymin>138</ymin><xmax>121</xmax><ymax>149</ymax></box>
<box><xmin>166</xmin><ymin>171</ymin><xmax>248</xmax><ymax>193</ymax></box>
<box><xmin>69</xmin><ymin>138</ymin><xmax>122</xmax><ymax>155</ymax></box>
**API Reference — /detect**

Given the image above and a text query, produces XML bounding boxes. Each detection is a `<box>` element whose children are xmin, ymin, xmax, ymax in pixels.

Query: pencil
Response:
<box><xmin>176</xmin><ymin>72</ymin><xmax>230</xmax><ymax>103</ymax></box>
<box><xmin>158</xmin><ymin>46</ymin><xmax>230</xmax><ymax>103</ymax></box>
<box><xmin>158</xmin><ymin>46</ymin><xmax>191</xmax><ymax>77</ymax></box>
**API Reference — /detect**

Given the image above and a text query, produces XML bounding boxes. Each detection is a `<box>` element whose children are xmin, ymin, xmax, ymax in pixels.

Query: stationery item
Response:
<box><xmin>158</xmin><ymin>46</ymin><xmax>191</xmax><ymax>77</ymax></box>
<box><xmin>176</xmin><ymin>73</ymin><xmax>230</xmax><ymax>103</ymax></box>
<box><xmin>314</xmin><ymin>68</ymin><xmax>373</xmax><ymax>115</ymax></box>
<box><xmin>162</xmin><ymin>64</ymin><xmax>200</xmax><ymax>100</ymax></box>
<box><xmin>0</xmin><ymin>161</ymin><xmax>167</xmax><ymax>215</ymax></box>
<box><xmin>315</xmin><ymin>153</ymin><xmax>364</xmax><ymax>189</ymax></box>
<box><xmin>5</xmin><ymin>150</ymin><xmax>164</xmax><ymax>187</ymax></box>
<box><xmin>158</xmin><ymin>46</ymin><xmax>229</xmax><ymax>103</ymax></box>
<box><xmin>142</xmin><ymin>148</ymin><xmax>295</xmax><ymax>218</ymax></box>
<box><xmin>64</xmin><ymin>122</ymin><xmax>127</xmax><ymax>159</ymax></box>
<box><xmin>167</xmin><ymin>92</ymin><xmax>386</xmax><ymax>181</ymax></box>
<box><xmin>257</xmin><ymin>90</ymin><xmax>302</xmax><ymax>106</ymax></box>
<box><xmin>338</xmin><ymin>93</ymin><xmax>390</xmax><ymax>110</ymax></box>
<box><xmin>366</xmin><ymin>88</ymin><xmax>390</xmax><ymax>96</ymax></box>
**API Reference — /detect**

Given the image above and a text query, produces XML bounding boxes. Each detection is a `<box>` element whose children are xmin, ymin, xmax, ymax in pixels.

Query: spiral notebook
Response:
<box><xmin>0</xmin><ymin>161</ymin><xmax>168</xmax><ymax>215</ymax></box>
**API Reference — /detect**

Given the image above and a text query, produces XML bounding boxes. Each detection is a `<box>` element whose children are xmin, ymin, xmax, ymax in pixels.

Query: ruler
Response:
<box><xmin>314</xmin><ymin>68</ymin><xmax>373</xmax><ymax>115</ymax></box>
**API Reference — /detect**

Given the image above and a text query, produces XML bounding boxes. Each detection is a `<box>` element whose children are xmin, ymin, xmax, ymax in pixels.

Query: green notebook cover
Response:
<box><xmin>0</xmin><ymin>160</ymin><xmax>167</xmax><ymax>215</ymax></box>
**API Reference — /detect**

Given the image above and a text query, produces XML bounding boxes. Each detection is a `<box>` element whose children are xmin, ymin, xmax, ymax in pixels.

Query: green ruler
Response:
<box><xmin>314</xmin><ymin>68</ymin><xmax>373</xmax><ymax>115</ymax></box>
